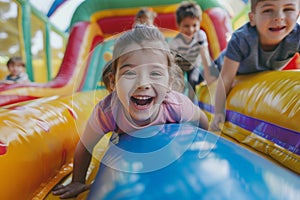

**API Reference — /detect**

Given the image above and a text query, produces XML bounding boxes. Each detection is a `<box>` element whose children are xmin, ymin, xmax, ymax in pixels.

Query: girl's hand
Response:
<box><xmin>52</xmin><ymin>182</ymin><xmax>90</xmax><ymax>199</ymax></box>
<box><xmin>209</xmin><ymin>113</ymin><xmax>225</xmax><ymax>131</ymax></box>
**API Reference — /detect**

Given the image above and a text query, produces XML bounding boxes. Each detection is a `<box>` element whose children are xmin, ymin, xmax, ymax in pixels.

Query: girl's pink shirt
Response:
<box><xmin>88</xmin><ymin>90</ymin><xmax>197</xmax><ymax>135</ymax></box>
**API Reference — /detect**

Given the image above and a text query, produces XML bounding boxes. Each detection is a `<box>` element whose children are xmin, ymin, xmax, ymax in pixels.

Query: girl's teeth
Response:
<box><xmin>135</xmin><ymin>96</ymin><xmax>150</xmax><ymax>100</ymax></box>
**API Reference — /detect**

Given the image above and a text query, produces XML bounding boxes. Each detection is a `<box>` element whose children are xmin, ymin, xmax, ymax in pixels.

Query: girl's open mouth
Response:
<box><xmin>131</xmin><ymin>96</ymin><xmax>154</xmax><ymax>110</ymax></box>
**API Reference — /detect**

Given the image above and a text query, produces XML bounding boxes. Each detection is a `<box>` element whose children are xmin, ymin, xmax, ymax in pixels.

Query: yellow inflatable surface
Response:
<box><xmin>198</xmin><ymin>70</ymin><xmax>300</xmax><ymax>174</ymax></box>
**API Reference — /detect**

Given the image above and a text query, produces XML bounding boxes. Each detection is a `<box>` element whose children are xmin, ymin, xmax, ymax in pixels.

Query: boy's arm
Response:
<box><xmin>188</xmin><ymin>103</ymin><xmax>209</xmax><ymax>130</ymax></box>
<box><xmin>197</xmin><ymin>106</ymin><xmax>209</xmax><ymax>130</ymax></box>
<box><xmin>178</xmin><ymin>92</ymin><xmax>209</xmax><ymax>130</ymax></box>
<box><xmin>199</xmin><ymin>45</ymin><xmax>217</xmax><ymax>84</ymax></box>
<box><xmin>16</xmin><ymin>72</ymin><xmax>30</xmax><ymax>83</ymax></box>
<box><xmin>210</xmin><ymin>56</ymin><xmax>239</xmax><ymax>131</ymax></box>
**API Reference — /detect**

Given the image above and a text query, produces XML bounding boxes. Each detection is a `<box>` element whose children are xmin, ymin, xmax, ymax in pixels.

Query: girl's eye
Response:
<box><xmin>150</xmin><ymin>71</ymin><xmax>164</xmax><ymax>77</ymax></box>
<box><xmin>124</xmin><ymin>70</ymin><xmax>135</xmax><ymax>75</ymax></box>
<box><xmin>122</xmin><ymin>70</ymin><xmax>136</xmax><ymax>78</ymax></box>
<box><xmin>151</xmin><ymin>71</ymin><xmax>161</xmax><ymax>76</ymax></box>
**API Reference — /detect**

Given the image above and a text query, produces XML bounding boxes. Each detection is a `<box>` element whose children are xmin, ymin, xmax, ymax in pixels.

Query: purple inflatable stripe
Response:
<box><xmin>198</xmin><ymin>102</ymin><xmax>300</xmax><ymax>155</ymax></box>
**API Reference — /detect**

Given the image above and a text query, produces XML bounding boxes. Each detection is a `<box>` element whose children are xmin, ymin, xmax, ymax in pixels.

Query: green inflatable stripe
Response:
<box><xmin>70</xmin><ymin>0</ymin><xmax>222</xmax><ymax>30</ymax></box>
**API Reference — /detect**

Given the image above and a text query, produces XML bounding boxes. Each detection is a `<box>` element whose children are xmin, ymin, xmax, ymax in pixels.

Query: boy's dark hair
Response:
<box><xmin>175</xmin><ymin>1</ymin><xmax>202</xmax><ymax>24</ymax></box>
<box><xmin>6</xmin><ymin>56</ymin><xmax>25</xmax><ymax>68</ymax></box>
<box><xmin>250</xmin><ymin>0</ymin><xmax>264</xmax><ymax>12</ymax></box>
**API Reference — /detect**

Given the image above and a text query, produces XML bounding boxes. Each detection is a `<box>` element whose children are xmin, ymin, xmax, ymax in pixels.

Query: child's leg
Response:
<box><xmin>187</xmin><ymin>70</ymin><xmax>197</xmax><ymax>101</ymax></box>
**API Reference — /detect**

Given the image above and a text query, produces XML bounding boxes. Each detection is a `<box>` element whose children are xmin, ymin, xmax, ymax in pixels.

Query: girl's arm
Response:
<box><xmin>210</xmin><ymin>56</ymin><xmax>239</xmax><ymax>131</ymax></box>
<box><xmin>52</xmin><ymin>123</ymin><xmax>103</xmax><ymax>199</ymax></box>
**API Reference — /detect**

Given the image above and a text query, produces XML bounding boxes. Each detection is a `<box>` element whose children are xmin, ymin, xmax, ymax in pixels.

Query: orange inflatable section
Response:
<box><xmin>0</xmin><ymin>90</ymin><xmax>108</xmax><ymax>200</ymax></box>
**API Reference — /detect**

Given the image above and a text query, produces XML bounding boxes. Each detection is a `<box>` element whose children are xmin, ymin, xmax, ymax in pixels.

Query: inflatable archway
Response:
<box><xmin>0</xmin><ymin>0</ymin><xmax>231</xmax><ymax>106</ymax></box>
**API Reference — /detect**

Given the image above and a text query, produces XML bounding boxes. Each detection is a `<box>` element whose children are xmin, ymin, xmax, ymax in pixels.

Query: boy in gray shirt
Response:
<box><xmin>211</xmin><ymin>0</ymin><xmax>300</xmax><ymax>131</ymax></box>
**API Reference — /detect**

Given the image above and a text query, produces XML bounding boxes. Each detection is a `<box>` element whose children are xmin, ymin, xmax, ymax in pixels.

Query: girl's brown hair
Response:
<box><xmin>111</xmin><ymin>25</ymin><xmax>172</xmax><ymax>74</ymax></box>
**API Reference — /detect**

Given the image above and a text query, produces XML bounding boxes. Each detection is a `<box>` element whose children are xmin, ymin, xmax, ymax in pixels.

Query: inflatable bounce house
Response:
<box><xmin>0</xmin><ymin>0</ymin><xmax>69</xmax><ymax>84</ymax></box>
<box><xmin>0</xmin><ymin>0</ymin><xmax>299</xmax><ymax>199</ymax></box>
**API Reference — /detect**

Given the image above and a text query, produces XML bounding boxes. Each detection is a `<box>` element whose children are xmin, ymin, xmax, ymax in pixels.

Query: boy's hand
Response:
<box><xmin>209</xmin><ymin>113</ymin><xmax>225</xmax><ymax>131</ymax></box>
<box><xmin>52</xmin><ymin>182</ymin><xmax>90</xmax><ymax>199</ymax></box>
<box><xmin>174</xmin><ymin>53</ymin><xmax>193</xmax><ymax>71</ymax></box>
<box><xmin>0</xmin><ymin>80</ymin><xmax>15</xmax><ymax>84</ymax></box>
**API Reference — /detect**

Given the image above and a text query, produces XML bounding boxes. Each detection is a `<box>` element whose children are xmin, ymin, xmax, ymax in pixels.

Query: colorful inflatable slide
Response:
<box><xmin>0</xmin><ymin>0</ymin><xmax>230</xmax><ymax>107</ymax></box>
<box><xmin>0</xmin><ymin>0</ymin><xmax>299</xmax><ymax>199</ymax></box>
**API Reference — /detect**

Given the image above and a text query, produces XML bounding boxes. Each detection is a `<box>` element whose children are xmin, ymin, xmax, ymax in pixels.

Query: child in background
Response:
<box><xmin>0</xmin><ymin>56</ymin><xmax>30</xmax><ymax>84</ymax></box>
<box><xmin>133</xmin><ymin>7</ymin><xmax>157</xmax><ymax>27</ymax></box>
<box><xmin>53</xmin><ymin>25</ymin><xmax>208</xmax><ymax>199</ymax></box>
<box><xmin>169</xmin><ymin>1</ymin><xmax>216</xmax><ymax>101</ymax></box>
<box><xmin>134</xmin><ymin>7</ymin><xmax>185</xmax><ymax>93</ymax></box>
<box><xmin>210</xmin><ymin>0</ymin><xmax>300</xmax><ymax>131</ymax></box>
